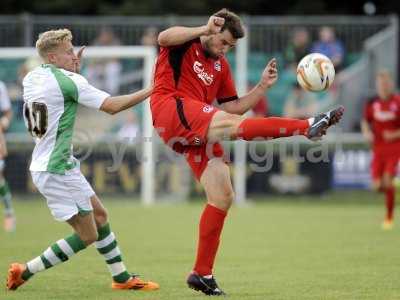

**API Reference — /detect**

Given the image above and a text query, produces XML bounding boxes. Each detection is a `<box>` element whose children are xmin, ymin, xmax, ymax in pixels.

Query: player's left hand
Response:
<box><xmin>259</xmin><ymin>58</ymin><xmax>278</xmax><ymax>89</ymax></box>
<box><xmin>75</xmin><ymin>46</ymin><xmax>86</xmax><ymax>74</ymax></box>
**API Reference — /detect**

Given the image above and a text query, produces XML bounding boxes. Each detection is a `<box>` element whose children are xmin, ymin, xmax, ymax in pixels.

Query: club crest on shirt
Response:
<box><xmin>193</xmin><ymin>137</ymin><xmax>202</xmax><ymax>145</ymax></box>
<box><xmin>203</xmin><ymin>105</ymin><xmax>214</xmax><ymax>113</ymax></box>
<box><xmin>214</xmin><ymin>61</ymin><xmax>221</xmax><ymax>72</ymax></box>
<box><xmin>193</xmin><ymin>61</ymin><xmax>214</xmax><ymax>86</ymax></box>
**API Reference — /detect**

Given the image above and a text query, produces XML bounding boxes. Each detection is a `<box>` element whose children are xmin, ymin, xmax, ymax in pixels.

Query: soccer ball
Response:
<box><xmin>296</xmin><ymin>53</ymin><xmax>335</xmax><ymax>92</ymax></box>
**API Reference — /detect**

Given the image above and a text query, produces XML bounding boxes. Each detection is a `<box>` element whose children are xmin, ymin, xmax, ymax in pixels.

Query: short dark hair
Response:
<box><xmin>213</xmin><ymin>8</ymin><xmax>245</xmax><ymax>39</ymax></box>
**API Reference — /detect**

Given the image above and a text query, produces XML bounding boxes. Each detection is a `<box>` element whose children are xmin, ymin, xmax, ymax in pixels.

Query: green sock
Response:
<box><xmin>22</xmin><ymin>233</ymin><xmax>86</xmax><ymax>280</ymax></box>
<box><xmin>95</xmin><ymin>223</ymin><xmax>131</xmax><ymax>283</ymax></box>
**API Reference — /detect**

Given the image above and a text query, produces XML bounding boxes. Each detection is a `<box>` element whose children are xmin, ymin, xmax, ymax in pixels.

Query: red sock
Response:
<box><xmin>385</xmin><ymin>186</ymin><xmax>395</xmax><ymax>220</ymax></box>
<box><xmin>237</xmin><ymin>117</ymin><xmax>309</xmax><ymax>140</ymax></box>
<box><xmin>193</xmin><ymin>204</ymin><xmax>227</xmax><ymax>276</ymax></box>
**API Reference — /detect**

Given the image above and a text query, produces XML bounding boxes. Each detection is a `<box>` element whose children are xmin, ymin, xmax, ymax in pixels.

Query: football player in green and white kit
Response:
<box><xmin>7</xmin><ymin>28</ymin><xmax>159</xmax><ymax>292</ymax></box>
<box><xmin>0</xmin><ymin>80</ymin><xmax>14</xmax><ymax>232</ymax></box>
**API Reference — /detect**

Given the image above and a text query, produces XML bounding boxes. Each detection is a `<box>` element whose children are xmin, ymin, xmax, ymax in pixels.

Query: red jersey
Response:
<box><xmin>152</xmin><ymin>38</ymin><xmax>238</xmax><ymax>105</ymax></box>
<box><xmin>363</xmin><ymin>94</ymin><xmax>400</xmax><ymax>155</ymax></box>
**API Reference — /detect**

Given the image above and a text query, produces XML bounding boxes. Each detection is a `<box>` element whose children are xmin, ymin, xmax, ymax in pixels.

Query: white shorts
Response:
<box><xmin>31</xmin><ymin>166</ymin><xmax>95</xmax><ymax>222</ymax></box>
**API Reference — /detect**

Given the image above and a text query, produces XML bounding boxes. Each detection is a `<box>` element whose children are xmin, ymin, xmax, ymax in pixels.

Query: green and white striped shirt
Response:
<box><xmin>23</xmin><ymin>64</ymin><xmax>109</xmax><ymax>174</ymax></box>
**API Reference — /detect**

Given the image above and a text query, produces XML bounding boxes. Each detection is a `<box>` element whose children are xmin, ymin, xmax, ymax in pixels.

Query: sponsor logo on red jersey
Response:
<box><xmin>193</xmin><ymin>61</ymin><xmax>214</xmax><ymax>86</ymax></box>
<box><xmin>373</xmin><ymin>102</ymin><xmax>397</xmax><ymax>121</ymax></box>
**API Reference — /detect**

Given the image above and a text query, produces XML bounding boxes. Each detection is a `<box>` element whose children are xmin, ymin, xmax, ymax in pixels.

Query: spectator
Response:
<box><xmin>283</xmin><ymin>84</ymin><xmax>319</xmax><ymax>118</ymax></box>
<box><xmin>85</xmin><ymin>27</ymin><xmax>122</xmax><ymax>94</ymax></box>
<box><xmin>116</xmin><ymin>110</ymin><xmax>140</xmax><ymax>144</ymax></box>
<box><xmin>284</xmin><ymin>27</ymin><xmax>310</xmax><ymax>68</ymax></box>
<box><xmin>141</xmin><ymin>27</ymin><xmax>159</xmax><ymax>47</ymax></box>
<box><xmin>311</xmin><ymin>26</ymin><xmax>345</xmax><ymax>70</ymax></box>
<box><xmin>284</xmin><ymin>82</ymin><xmax>337</xmax><ymax>119</ymax></box>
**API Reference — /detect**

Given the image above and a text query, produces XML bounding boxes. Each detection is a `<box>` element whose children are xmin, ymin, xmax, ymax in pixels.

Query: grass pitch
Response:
<box><xmin>1</xmin><ymin>191</ymin><xmax>400</xmax><ymax>300</ymax></box>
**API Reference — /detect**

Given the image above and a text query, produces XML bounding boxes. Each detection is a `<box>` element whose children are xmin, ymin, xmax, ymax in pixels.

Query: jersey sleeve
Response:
<box><xmin>216</xmin><ymin>60</ymin><xmax>238</xmax><ymax>105</ymax></box>
<box><xmin>73</xmin><ymin>73</ymin><xmax>110</xmax><ymax>109</ymax></box>
<box><xmin>0</xmin><ymin>81</ymin><xmax>11</xmax><ymax>111</ymax></box>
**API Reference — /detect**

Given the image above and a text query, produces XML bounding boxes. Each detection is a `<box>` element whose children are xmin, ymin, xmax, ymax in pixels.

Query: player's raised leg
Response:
<box><xmin>206</xmin><ymin>106</ymin><xmax>344</xmax><ymax>143</ymax></box>
<box><xmin>187</xmin><ymin>158</ymin><xmax>232</xmax><ymax>296</ymax></box>
<box><xmin>90</xmin><ymin>195</ymin><xmax>159</xmax><ymax>291</ymax></box>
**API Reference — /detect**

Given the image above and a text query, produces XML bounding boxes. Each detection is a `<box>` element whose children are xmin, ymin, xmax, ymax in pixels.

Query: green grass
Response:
<box><xmin>1</xmin><ymin>191</ymin><xmax>400</xmax><ymax>300</ymax></box>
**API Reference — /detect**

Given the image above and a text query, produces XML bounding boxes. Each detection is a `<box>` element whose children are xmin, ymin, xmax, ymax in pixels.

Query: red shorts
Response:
<box><xmin>371</xmin><ymin>152</ymin><xmax>400</xmax><ymax>180</ymax></box>
<box><xmin>151</xmin><ymin>95</ymin><xmax>224</xmax><ymax>180</ymax></box>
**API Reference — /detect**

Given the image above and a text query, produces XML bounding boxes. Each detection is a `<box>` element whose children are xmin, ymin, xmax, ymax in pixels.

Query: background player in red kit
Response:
<box><xmin>151</xmin><ymin>8</ymin><xmax>344</xmax><ymax>295</ymax></box>
<box><xmin>361</xmin><ymin>70</ymin><xmax>400</xmax><ymax>230</ymax></box>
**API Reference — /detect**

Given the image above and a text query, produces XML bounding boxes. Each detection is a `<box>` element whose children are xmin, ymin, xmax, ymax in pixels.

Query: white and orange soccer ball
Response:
<box><xmin>296</xmin><ymin>53</ymin><xmax>335</xmax><ymax>92</ymax></box>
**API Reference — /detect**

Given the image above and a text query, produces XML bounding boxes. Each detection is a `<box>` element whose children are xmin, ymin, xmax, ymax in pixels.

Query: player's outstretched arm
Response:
<box><xmin>100</xmin><ymin>86</ymin><xmax>152</xmax><ymax>115</ymax></box>
<box><xmin>221</xmin><ymin>58</ymin><xmax>278</xmax><ymax>115</ymax></box>
<box><xmin>158</xmin><ymin>16</ymin><xmax>225</xmax><ymax>47</ymax></box>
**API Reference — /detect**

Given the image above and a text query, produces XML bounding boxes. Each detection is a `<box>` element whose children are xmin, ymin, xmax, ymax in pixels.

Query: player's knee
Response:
<box><xmin>208</xmin><ymin>112</ymin><xmax>243</xmax><ymax>141</ymax></box>
<box><xmin>223</xmin><ymin>113</ymin><xmax>242</xmax><ymax>132</ymax></box>
<box><xmin>209</xmin><ymin>187</ymin><xmax>234</xmax><ymax>211</ymax></box>
<box><xmin>381</xmin><ymin>175</ymin><xmax>394</xmax><ymax>190</ymax></box>
<box><xmin>94</xmin><ymin>207</ymin><xmax>108</xmax><ymax>226</ymax></box>
<box><xmin>382</xmin><ymin>180</ymin><xmax>393</xmax><ymax>191</ymax></box>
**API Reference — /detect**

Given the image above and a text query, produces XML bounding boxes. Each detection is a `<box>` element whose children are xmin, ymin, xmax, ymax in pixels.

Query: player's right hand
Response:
<box><xmin>205</xmin><ymin>16</ymin><xmax>225</xmax><ymax>35</ymax></box>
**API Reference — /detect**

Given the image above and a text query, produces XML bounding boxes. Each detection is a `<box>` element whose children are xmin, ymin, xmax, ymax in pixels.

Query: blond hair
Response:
<box><xmin>376</xmin><ymin>69</ymin><xmax>393</xmax><ymax>81</ymax></box>
<box><xmin>36</xmin><ymin>29</ymin><xmax>73</xmax><ymax>59</ymax></box>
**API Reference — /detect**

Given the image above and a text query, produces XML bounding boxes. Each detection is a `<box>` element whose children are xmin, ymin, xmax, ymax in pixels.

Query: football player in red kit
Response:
<box><xmin>151</xmin><ymin>8</ymin><xmax>344</xmax><ymax>295</ymax></box>
<box><xmin>361</xmin><ymin>70</ymin><xmax>400</xmax><ymax>230</ymax></box>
